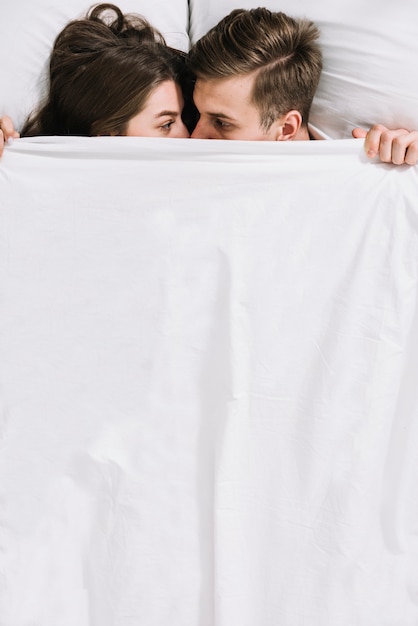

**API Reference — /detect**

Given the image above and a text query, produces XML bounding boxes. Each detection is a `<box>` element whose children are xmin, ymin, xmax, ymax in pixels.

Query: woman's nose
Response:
<box><xmin>175</xmin><ymin>120</ymin><xmax>190</xmax><ymax>138</ymax></box>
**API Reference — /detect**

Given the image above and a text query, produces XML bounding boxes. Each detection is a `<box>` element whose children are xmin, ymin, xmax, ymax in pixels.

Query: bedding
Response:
<box><xmin>2</xmin><ymin>1</ymin><xmax>418</xmax><ymax>623</ymax></box>
<box><xmin>1</xmin><ymin>136</ymin><xmax>418</xmax><ymax>625</ymax></box>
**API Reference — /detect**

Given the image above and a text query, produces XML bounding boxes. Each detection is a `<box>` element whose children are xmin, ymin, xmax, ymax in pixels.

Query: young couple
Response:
<box><xmin>1</xmin><ymin>3</ymin><xmax>417</xmax><ymax>165</ymax></box>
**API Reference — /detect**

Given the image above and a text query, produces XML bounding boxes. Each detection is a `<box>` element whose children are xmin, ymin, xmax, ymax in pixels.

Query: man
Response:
<box><xmin>187</xmin><ymin>7</ymin><xmax>418</xmax><ymax>164</ymax></box>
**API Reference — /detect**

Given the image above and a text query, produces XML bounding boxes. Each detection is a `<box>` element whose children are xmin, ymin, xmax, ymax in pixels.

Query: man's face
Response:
<box><xmin>191</xmin><ymin>74</ymin><xmax>278</xmax><ymax>140</ymax></box>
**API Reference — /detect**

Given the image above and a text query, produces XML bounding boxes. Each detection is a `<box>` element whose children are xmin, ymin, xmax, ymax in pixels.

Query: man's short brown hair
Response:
<box><xmin>188</xmin><ymin>8</ymin><xmax>322</xmax><ymax>129</ymax></box>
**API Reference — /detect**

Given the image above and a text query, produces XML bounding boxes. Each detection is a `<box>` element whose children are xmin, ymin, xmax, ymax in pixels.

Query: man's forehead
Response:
<box><xmin>194</xmin><ymin>74</ymin><xmax>255</xmax><ymax>105</ymax></box>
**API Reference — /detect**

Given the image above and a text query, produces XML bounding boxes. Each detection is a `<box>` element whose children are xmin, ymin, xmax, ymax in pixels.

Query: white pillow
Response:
<box><xmin>189</xmin><ymin>0</ymin><xmax>418</xmax><ymax>138</ymax></box>
<box><xmin>1</xmin><ymin>0</ymin><xmax>189</xmax><ymax>131</ymax></box>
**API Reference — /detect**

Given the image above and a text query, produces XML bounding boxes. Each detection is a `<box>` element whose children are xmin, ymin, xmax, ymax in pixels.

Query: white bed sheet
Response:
<box><xmin>1</xmin><ymin>137</ymin><xmax>418</xmax><ymax>625</ymax></box>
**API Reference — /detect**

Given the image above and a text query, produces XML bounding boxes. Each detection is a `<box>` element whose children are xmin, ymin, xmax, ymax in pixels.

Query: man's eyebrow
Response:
<box><xmin>207</xmin><ymin>112</ymin><xmax>237</xmax><ymax>122</ymax></box>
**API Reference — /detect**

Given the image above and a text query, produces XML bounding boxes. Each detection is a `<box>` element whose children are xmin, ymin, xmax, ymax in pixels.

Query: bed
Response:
<box><xmin>1</xmin><ymin>1</ymin><xmax>418</xmax><ymax>625</ymax></box>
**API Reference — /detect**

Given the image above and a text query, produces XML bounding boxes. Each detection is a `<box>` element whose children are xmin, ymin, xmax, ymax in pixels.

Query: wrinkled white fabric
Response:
<box><xmin>1</xmin><ymin>137</ymin><xmax>418</xmax><ymax>626</ymax></box>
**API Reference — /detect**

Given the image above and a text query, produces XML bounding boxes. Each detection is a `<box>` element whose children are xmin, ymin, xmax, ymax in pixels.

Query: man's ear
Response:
<box><xmin>273</xmin><ymin>110</ymin><xmax>303</xmax><ymax>141</ymax></box>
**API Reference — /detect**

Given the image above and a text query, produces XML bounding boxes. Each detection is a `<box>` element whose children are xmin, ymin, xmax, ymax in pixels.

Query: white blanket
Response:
<box><xmin>1</xmin><ymin>137</ymin><xmax>418</xmax><ymax>625</ymax></box>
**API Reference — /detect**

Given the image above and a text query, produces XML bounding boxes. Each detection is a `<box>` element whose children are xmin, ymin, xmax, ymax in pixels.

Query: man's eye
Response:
<box><xmin>215</xmin><ymin>119</ymin><xmax>231</xmax><ymax>129</ymax></box>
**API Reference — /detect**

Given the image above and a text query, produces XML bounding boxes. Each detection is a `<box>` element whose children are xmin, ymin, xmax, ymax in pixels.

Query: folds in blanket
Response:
<box><xmin>1</xmin><ymin>139</ymin><xmax>418</xmax><ymax>624</ymax></box>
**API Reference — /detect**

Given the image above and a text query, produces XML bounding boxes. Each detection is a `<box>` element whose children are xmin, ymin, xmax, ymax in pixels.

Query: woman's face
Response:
<box><xmin>126</xmin><ymin>80</ymin><xmax>189</xmax><ymax>138</ymax></box>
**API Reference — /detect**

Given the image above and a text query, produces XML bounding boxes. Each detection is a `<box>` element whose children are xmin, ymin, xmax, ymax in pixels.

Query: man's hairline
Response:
<box><xmin>193</xmin><ymin>70</ymin><xmax>267</xmax><ymax>127</ymax></box>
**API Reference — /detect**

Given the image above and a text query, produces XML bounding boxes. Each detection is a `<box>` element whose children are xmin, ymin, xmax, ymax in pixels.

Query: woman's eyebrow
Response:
<box><xmin>155</xmin><ymin>110</ymin><xmax>180</xmax><ymax>118</ymax></box>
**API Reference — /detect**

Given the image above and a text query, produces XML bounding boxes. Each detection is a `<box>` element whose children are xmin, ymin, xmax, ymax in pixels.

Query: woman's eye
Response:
<box><xmin>161</xmin><ymin>121</ymin><xmax>174</xmax><ymax>131</ymax></box>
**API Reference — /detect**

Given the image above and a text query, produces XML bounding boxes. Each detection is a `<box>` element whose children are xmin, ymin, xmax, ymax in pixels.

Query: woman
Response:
<box><xmin>8</xmin><ymin>3</ymin><xmax>196</xmax><ymax>140</ymax></box>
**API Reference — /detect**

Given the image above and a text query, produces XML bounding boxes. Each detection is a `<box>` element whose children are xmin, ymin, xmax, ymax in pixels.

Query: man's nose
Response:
<box><xmin>191</xmin><ymin>119</ymin><xmax>213</xmax><ymax>139</ymax></box>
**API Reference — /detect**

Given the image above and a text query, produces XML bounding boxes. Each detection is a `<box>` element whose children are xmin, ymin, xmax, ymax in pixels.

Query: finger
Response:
<box><xmin>0</xmin><ymin>115</ymin><xmax>20</xmax><ymax>141</ymax></box>
<box><xmin>377</xmin><ymin>129</ymin><xmax>410</xmax><ymax>163</ymax></box>
<box><xmin>352</xmin><ymin>127</ymin><xmax>367</xmax><ymax>139</ymax></box>
<box><xmin>0</xmin><ymin>128</ymin><xmax>4</xmax><ymax>157</ymax></box>
<box><xmin>362</xmin><ymin>124</ymin><xmax>389</xmax><ymax>159</ymax></box>
<box><xmin>405</xmin><ymin>142</ymin><xmax>418</xmax><ymax>166</ymax></box>
<box><xmin>392</xmin><ymin>132</ymin><xmax>418</xmax><ymax>165</ymax></box>
<box><xmin>391</xmin><ymin>133</ymin><xmax>412</xmax><ymax>165</ymax></box>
